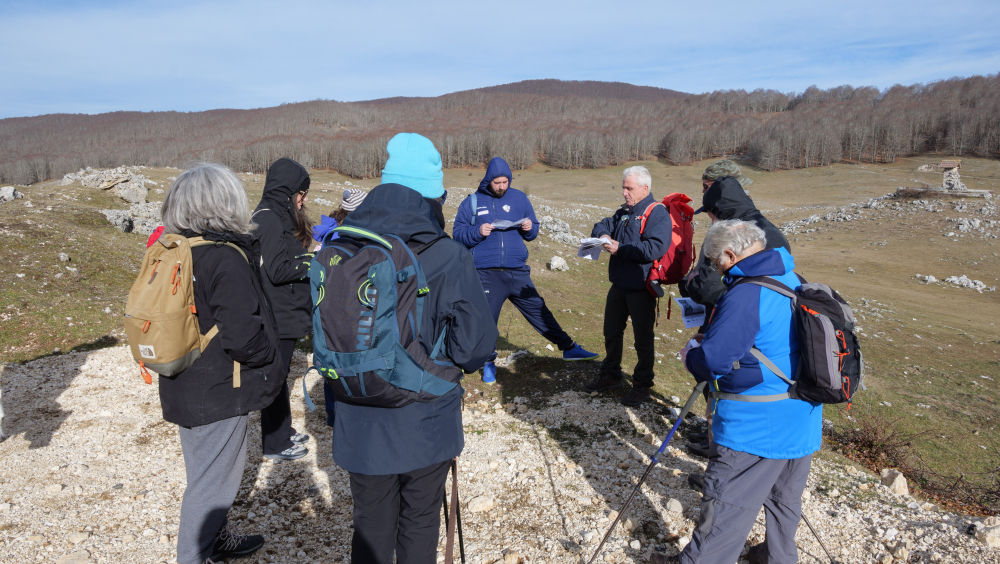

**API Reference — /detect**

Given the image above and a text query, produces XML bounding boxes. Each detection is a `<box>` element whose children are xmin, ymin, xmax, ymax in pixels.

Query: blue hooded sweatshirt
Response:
<box><xmin>684</xmin><ymin>247</ymin><xmax>822</xmax><ymax>459</ymax></box>
<box><xmin>452</xmin><ymin>157</ymin><xmax>540</xmax><ymax>269</ymax></box>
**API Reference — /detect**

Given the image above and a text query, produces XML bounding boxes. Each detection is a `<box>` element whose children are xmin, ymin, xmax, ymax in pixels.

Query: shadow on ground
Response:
<box><xmin>1</xmin><ymin>335</ymin><xmax>118</xmax><ymax>448</ymax></box>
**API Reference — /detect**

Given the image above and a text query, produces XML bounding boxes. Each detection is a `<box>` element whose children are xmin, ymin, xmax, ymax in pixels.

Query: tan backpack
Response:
<box><xmin>124</xmin><ymin>234</ymin><xmax>246</xmax><ymax>386</ymax></box>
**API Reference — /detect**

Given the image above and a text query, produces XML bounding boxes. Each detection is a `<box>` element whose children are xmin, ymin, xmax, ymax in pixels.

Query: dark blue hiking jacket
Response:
<box><xmin>591</xmin><ymin>193</ymin><xmax>672</xmax><ymax>291</ymax></box>
<box><xmin>453</xmin><ymin>158</ymin><xmax>539</xmax><ymax>270</ymax></box>
<box><xmin>332</xmin><ymin>183</ymin><xmax>498</xmax><ymax>475</ymax></box>
<box><xmin>684</xmin><ymin>247</ymin><xmax>822</xmax><ymax>459</ymax></box>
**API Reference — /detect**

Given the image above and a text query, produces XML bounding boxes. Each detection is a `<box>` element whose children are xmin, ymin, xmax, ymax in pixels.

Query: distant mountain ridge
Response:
<box><xmin>2</xmin><ymin>75</ymin><xmax>998</xmax><ymax>185</ymax></box>
<box><xmin>471</xmin><ymin>79</ymin><xmax>688</xmax><ymax>102</ymax></box>
<box><xmin>355</xmin><ymin>79</ymin><xmax>688</xmax><ymax>105</ymax></box>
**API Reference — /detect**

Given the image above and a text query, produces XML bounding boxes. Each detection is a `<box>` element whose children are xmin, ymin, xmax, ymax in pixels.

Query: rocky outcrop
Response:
<box><xmin>1</xmin><ymin>186</ymin><xmax>25</xmax><ymax>203</ymax></box>
<box><xmin>63</xmin><ymin>166</ymin><xmax>148</xmax><ymax>204</ymax></box>
<box><xmin>62</xmin><ymin>167</ymin><xmax>161</xmax><ymax>234</ymax></box>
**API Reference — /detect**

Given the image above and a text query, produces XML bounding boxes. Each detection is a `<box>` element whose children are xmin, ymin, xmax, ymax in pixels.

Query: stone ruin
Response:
<box><xmin>62</xmin><ymin>167</ymin><xmax>161</xmax><ymax>235</ymax></box>
<box><xmin>942</xmin><ymin>167</ymin><xmax>967</xmax><ymax>192</ymax></box>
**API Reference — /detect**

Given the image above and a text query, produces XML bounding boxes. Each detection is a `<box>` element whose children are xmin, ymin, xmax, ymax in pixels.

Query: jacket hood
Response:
<box><xmin>262</xmin><ymin>158</ymin><xmax>311</xmax><ymax>207</ymax></box>
<box><xmin>342</xmin><ymin>183</ymin><xmax>446</xmax><ymax>245</ymax></box>
<box><xmin>312</xmin><ymin>215</ymin><xmax>339</xmax><ymax>243</ymax></box>
<box><xmin>727</xmin><ymin>247</ymin><xmax>795</xmax><ymax>279</ymax></box>
<box><xmin>702</xmin><ymin>176</ymin><xmax>757</xmax><ymax>220</ymax></box>
<box><xmin>477</xmin><ymin>157</ymin><xmax>513</xmax><ymax>196</ymax></box>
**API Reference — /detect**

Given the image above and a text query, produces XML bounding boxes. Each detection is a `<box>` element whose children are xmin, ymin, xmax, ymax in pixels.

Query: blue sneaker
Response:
<box><xmin>563</xmin><ymin>343</ymin><xmax>599</xmax><ymax>361</ymax></box>
<box><xmin>482</xmin><ymin>361</ymin><xmax>497</xmax><ymax>384</ymax></box>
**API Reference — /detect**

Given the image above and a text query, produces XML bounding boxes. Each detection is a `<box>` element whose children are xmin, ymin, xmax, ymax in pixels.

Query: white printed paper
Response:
<box><xmin>673</xmin><ymin>297</ymin><xmax>707</xmax><ymax>329</ymax></box>
<box><xmin>490</xmin><ymin>218</ymin><xmax>530</xmax><ymax>230</ymax></box>
<box><xmin>577</xmin><ymin>236</ymin><xmax>611</xmax><ymax>260</ymax></box>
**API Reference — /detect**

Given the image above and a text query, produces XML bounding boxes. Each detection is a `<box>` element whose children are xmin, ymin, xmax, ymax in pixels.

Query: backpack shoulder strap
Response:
<box><xmin>186</xmin><ymin>237</ymin><xmax>248</xmax><ymax>388</ymax></box>
<box><xmin>730</xmin><ymin>275</ymin><xmax>797</xmax><ymax>299</ymax></box>
<box><xmin>470</xmin><ymin>193</ymin><xmax>478</xmax><ymax>223</ymax></box>
<box><xmin>749</xmin><ymin>347</ymin><xmax>795</xmax><ymax>386</ymax></box>
<box><xmin>188</xmin><ymin>237</ymin><xmax>248</xmax><ymax>263</ymax></box>
<box><xmin>639</xmin><ymin>201</ymin><xmax>665</xmax><ymax>235</ymax></box>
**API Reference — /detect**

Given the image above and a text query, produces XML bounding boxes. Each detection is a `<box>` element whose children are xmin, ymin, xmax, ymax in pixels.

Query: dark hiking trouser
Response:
<box><xmin>601</xmin><ymin>284</ymin><xmax>657</xmax><ymax>388</ymax></box>
<box><xmin>680</xmin><ymin>443</ymin><xmax>812</xmax><ymax>564</ymax></box>
<box><xmin>260</xmin><ymin>338</ymin><xmax>299</xmax><ymax>455</ymax></box>
<box><xmin>177</xmin><ymin>415</ymin><xmax>248</xmax><ymax>564</ymax></box>
<box><xmin>478</xmin><ymin>267</ymin><xmax>574</xmax><ymax>361</ymax></box>
<box><xmin>349</xmin><ymin>460</ymin><xmax>452</xmax><ymax>564</ymax></box>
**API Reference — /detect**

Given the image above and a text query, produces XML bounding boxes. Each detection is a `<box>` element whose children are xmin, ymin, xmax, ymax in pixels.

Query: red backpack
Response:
<box><xmin>640</xmin><ymin>193</ymin><xmax>696</xmax><ymax>306</ymax></box>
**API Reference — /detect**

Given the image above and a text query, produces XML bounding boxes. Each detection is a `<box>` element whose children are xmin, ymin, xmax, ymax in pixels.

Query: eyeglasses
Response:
<box><xmin>441</xmin><ymin>190</ymin><xmax>448</xmax><ymax>205</ymax></box>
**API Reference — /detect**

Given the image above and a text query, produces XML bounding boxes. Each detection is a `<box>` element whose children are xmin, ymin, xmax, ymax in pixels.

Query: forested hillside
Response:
<box><xmin>2</xmin><ymin>75</ymin><xmax>999</xmax><ymax>185</ymax></box>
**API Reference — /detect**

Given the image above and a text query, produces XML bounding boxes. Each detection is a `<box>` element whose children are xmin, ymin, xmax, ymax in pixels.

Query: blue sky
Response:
<box><xmin>1</xmin><ymin>0</ymin><xmax>998</xmax><ymax>119</ymax></box>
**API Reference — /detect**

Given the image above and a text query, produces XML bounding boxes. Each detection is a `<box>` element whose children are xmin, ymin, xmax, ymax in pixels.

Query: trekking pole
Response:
<box><xmin>587</xmin><ymin>381</ymin><xmax>707</xmax><ymax>564</ymax></box>
<box><xmin>800</xmin><ymin>513</ymin><xmax>837</xmax><ymax>564</ymax></box>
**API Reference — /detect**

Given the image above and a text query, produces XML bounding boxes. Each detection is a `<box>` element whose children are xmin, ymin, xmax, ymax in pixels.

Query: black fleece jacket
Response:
<box><xmin>158</xmin><ymin>231</ymin><xmax>285</xmax><ymax>427</ymax></box>
<box><xmin>253</xmin><ymin>158</ymin><xmax>313</xmax><ymax>339</ymax></box>
<box><xmin>591</xmin><ymin>193</ymin><xmax>672</xmax><ymax>291</ymax></box>
<box><xmin>680</xmin><ymin>176</ymin><xmax>791</xmax><ymax>329</ymax></box>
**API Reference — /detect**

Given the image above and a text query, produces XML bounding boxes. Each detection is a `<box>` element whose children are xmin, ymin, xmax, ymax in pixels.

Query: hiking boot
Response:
<box><xmin>686</xmin><ymin>431</ymin><xmax>708</xmax><ymax>444</ymax></box>
<box><xmin>686</xmin><ymin>441</ymin><xmax>710</xmax><ymax>458</ymax></box>
<box><xmin>583</xmin><ymin>372</ymin><xmax>623</xmax><ymax>393</ymax></box>
<box><xmin>563</xmin><ymin>343</ymin><xmax>599</xmax><ymax>361</ymax></box>
<box><xmin>687</xmin><ymin>473</ymin><xmax>704</xmax><ymax>493</ymax></box>
<box><xmin>210</xmin><ymin>525</ymin><xmax>265</xmax><ymax>561</ymax></box>
<box><xmin>746</xmin><ymin>542</ymin><xmax>768</xmax><ymax>564</ymax></box>
<box><xmin>649</xmin><ymin>553</ymin><xmax>681</xmax><ymax>564</ymax></box>
<box><xmin>290</xmin><ymin>432</ymin><xmax>310</xmax><ymax>445</ymax></box>
<box><xmin>482</xmin><ymin>361</ymin><xmax>497</xmax><ymax>384</ymax></box>
<box><xmin>264</xmin><ymin>444</ymin><xmax>308</xmax><ymax>460</ymax></box>
<box><xmin>620</xmin><ymin>387</ymin><xmax>651</xmax><ymax>407</ymax></box>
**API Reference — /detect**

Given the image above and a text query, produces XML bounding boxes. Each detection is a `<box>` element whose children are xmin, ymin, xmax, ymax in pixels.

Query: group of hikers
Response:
<box><xmin>145</xmin><ymin>132</ymin><xmax>833</xmax><ymax>564</ymax></box>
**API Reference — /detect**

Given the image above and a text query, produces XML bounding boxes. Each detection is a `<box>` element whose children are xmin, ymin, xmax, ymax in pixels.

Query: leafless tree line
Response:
<box><xmin>2</xmin><ymin>75</ymin><xmax>999</xmax><ymax>185</ymax></box>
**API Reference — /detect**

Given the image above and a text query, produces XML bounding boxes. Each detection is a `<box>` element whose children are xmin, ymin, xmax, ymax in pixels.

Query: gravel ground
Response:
<box><xmin>1</xmin><ymin>346</ymin><xmax>998</xmax><ymax>564</ymax></box>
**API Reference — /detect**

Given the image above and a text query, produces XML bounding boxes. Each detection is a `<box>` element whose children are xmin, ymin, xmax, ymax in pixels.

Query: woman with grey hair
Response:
<box><xmin>159</xmin><ymin>163</ymin><xmax>283</xmax><ymax>564</ymax></box>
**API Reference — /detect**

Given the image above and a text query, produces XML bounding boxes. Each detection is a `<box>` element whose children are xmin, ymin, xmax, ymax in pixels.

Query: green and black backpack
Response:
<box><xmin>307</xmin><ymin>226</ymin><xmax>460</xmax><ymax>408</ymax></box>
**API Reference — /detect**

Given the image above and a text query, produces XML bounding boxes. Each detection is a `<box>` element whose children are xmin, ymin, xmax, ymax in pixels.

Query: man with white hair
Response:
<box><xmin>584</xmin><ymin>165</ymin><xmax>671</xmax><ymax>406</ymax></box>
<box><xmin>659</xmin><ymin>220</ymin><xmax>821</xmax><ymax>564</ymax></box>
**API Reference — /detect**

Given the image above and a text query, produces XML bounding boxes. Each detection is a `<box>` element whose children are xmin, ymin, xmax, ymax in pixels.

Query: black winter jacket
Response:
<box><xmin>253</xmin><ymin>158</ymin><xmax>313</xmax><ymax>339</ymax></box>
<box><xmin>158</xmin><ymin>231</ymin><xmax>285</xmax><ymax>427</ymax></box>
<box><xmin>332</xmin><ymin>183</ymin><xmax>498</xmax><ymax>475</ymax></box>
<box><xmin>679</xmin><ymin>176</ymin><xmax>791</xmax><ymax>329</ymax></box>
<box><xmin>591</xmin><ymin>193</ymin><xmax>672</xmax><ymax>291</ymax></box>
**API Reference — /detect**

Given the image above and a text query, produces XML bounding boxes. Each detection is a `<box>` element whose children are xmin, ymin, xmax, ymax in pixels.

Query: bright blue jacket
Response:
<box><xmin>684</xmin><ymin>247</ymin><xmax>822</xmax><ymax>459</ymax></box>
<box><xmin>453</xmin><ymin>157</ymin><xmax>539</xmax><ymax>270</ymax></box>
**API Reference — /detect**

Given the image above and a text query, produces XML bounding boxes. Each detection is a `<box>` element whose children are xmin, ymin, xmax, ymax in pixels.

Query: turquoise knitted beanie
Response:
<box><xmin>380</xmin><ymin>133</ymin><xmax>445</xmax><ymax>198</ymax></box>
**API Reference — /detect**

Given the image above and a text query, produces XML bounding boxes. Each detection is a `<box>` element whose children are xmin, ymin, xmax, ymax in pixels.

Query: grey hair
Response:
<box><xmin>162</xmin><ymin>163</ymin><xmax>255</xmax><ymax>235</ymax></box>
<box><xmin>703</xmin><ymin>220</ymin><xmax>767</xmax><ymax>271</ymax></box>
<box><xmin>622</xmin><ymin>165</ymin><xmax>651</xmax><ymax>189</ymax></box>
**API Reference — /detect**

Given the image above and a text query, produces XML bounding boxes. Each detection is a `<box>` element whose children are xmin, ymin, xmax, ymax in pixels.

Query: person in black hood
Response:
<box><xmin>678</xmin><ymin>174</ymin><xmax>790</xmax><ymax>461</ymax></box>
<box><xmin>159</xmin><ymin>163</ymin><xmax>282</xmax><ymax>564</ymax></box>
<box><xmin>681</xmin><ymin>175</ymin><xmax>790</xmax><ymax>322</ymax></box>
<box><xmin>252</xmin><ymin>157</ymin><xmax>314</xmax><ymax>460</ymax></box>
<box><xmin>332</xmin><ymin>133</ymin><xmax>497</xmax><ymax>564</ymax></box>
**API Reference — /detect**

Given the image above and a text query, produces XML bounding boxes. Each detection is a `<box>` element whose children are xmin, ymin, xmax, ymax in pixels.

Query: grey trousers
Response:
<box><xmin>177</xmin><ymin>415</ymin><xmax>249</xmax><ymax>564</ymax></box>
<box><xmin>680</xmin><ymin>444</ymin><xmax>811</xmax><ymax>564</ymax></box>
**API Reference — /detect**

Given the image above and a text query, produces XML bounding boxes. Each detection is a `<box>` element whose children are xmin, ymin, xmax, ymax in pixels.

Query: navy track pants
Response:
<box><xmin>478</xmin><ymin>267</ymin><xmax>574</xmax><ymax>360</ymax></box>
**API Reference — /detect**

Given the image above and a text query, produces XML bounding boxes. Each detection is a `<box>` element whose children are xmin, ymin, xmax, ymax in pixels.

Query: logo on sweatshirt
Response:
<box><xmin>503</xmin><ymin>204</ymin><xmax>510</xmax><ymax>212</ymax></box>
